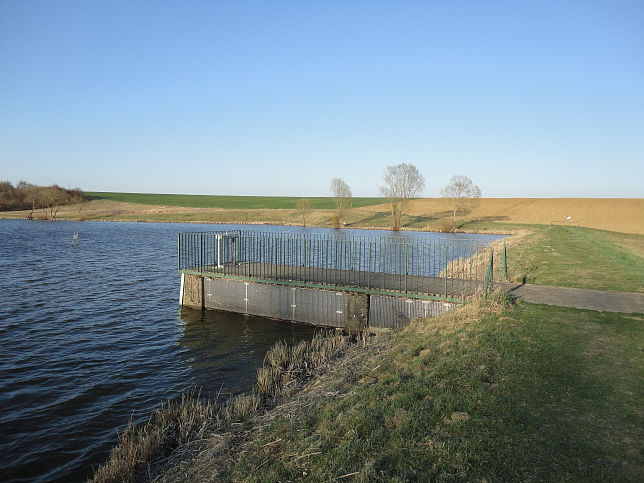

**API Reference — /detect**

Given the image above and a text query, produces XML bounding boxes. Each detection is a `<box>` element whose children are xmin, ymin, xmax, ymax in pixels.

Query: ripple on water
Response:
<box><xmin>0</xmin><ymin>220</ymin><xmax>503</xmax><ymax>482</ymax></box>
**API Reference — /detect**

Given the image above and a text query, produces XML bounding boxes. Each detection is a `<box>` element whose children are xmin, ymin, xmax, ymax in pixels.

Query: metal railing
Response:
<box><xmin>178</xmin><ymin>231</ymin><xmax>501</xmax><ymax>301</ymax></box>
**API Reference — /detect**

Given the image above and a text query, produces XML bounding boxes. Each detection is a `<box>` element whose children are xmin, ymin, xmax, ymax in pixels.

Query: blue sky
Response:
<box><xmin>1</xmin><ymin>1</ymin><xmax>642</xmax><ymax>197</ymax></box>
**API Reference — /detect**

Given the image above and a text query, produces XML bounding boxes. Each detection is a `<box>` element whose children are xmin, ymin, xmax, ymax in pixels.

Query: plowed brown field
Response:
<box><xmin>359</xmin><ymin>198</ymin><xmax>644</xmax><ymax>234</ymax></box>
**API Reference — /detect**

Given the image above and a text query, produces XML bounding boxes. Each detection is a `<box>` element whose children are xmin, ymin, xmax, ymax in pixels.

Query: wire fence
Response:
<box><xmin>178</xmin><ymin>231</ymin><xmax>503</xmax><ymax>301</ymax></box>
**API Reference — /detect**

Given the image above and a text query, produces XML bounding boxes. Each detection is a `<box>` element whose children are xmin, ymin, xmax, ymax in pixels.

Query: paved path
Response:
<box><xmin>506</xmin><ymin>284</ymin><xmax>644</xmax><ymax>314</ymax></box>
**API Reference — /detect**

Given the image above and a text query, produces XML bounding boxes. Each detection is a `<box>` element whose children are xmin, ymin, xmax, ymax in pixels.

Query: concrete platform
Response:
<box><xmin>185</xmin><ymin>262</ymin><xmax>486</xmax><ymax>300</ymax></box>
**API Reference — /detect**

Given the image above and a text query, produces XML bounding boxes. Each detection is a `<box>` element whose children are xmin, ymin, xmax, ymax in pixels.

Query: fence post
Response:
<box><xmin>367</xmin><ymin>241</ymin><xmax>372</xmax><ymax>289</ymax></box>
<box><xmin>274</xmin><ymin>238</ymin><xmax>278</xmax><ymax>280</ymax></box>
<box><xmin>334</xmin><ymin>239</ymin><xmax>338</xmax><ymax>287</ymax></box>
<box><xmin>484</xmin><ymin>248</ymin><xmax>494</xmax><ymax>297</ymax></box>
<box><xmin>444</xmin><ymin>245</ymin><xmax>448</xmax><ymax>297</ymax></box>
<box><xmin>404</xmin><ymin>243</ymin><xmax>409</xmax><ymax>293</ymax></box>
<box><xmin>215</xmin><ymin>234</ymin><xmax>223</xmax><ymax>269</ymax></box>
<box><xmin>502</xmin><ymin>239</ymin><xmax>508</xmax><ymax>282</ymax></box>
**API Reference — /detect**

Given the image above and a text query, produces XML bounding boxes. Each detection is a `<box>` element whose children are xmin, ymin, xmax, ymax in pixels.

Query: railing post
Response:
<box><xmin>484</xmin><ymin>248</ymin><xmax>494</xmax><ymax>297</ymax></box>
<box><xmin>404</xmin><ymin>243</ymin><xmax>409</xmax><ymax>293</ymax></box>
<box><xmin>274</xmin><ymin>238</ymin><xmax>278</xmax><ymax>280</ymax></box>
<box><xmin>367</xmin><ymin>241</ymin><xmax>372</xmax><ymax>290</ymax></box>
<box><xmin>177</xmin><ymin>233</ymin><xmax>181</xmax><ymax>272</ymax></box>
<box><xmin>502</xmin><ymin>239</ymin><xmax>508</xmax><ymax>282</ymax></box>
<box><xmin>247</xmin><ymin>236</ymin><xmax>251</xmax><ymax>277</ymax></box>
<box><xmin>444</xmin><ymin>245</ymin><xmax>448</xmax><ymax>297</ymax></box>
<box><xmin>216</xmin><ymin>234</ymin><xmax>223</xmax><ymax>269</ymax></box>
<box><xmin>334</xmin><ymin>239</ymin><xmax>338</xmax><ymax>287</ymax></box>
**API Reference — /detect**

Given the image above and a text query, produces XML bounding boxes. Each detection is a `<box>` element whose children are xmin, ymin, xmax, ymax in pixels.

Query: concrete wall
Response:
<box><xmin>181</xmin><ymin>274</ymin><xmax>457</xmax><ymax>328</ymax></box>
<box><xmin>203</xmin><ymin>277</ymin><xmax>346</xmax><ymax>328</ymax></box>
<box><xmin>368</xmin><ymin>295</ymin><xmax>457</xmax><ymax>329</ymax></box>
<box><xmin>182</xmin><ymin>273</ymin><xmax>204</xmax><ymax>309</ymax></box>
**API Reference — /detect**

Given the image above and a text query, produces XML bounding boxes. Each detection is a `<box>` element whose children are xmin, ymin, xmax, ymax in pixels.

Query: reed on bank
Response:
<box><xmin>92</xmin><ymin>331</ymin><xmax>349</xmax><ymax>482</ymax></box>
<box><xmin>155</xmin><ymin>292</ymin><xmax>643</xmax><ymax>481</ymax></box>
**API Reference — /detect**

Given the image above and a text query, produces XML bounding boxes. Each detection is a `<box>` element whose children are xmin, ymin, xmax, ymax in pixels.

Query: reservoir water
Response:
<box><xmin>0</xmin><ymin>220</ymin><xmax>503</xmax><ymax>481</ymax></box>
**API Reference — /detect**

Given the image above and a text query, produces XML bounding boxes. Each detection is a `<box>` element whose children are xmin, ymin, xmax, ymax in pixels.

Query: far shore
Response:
<box><xmin>1</xmin><ymin>196</ymin><xmax>642</xmax><ymax>235</ymax></box>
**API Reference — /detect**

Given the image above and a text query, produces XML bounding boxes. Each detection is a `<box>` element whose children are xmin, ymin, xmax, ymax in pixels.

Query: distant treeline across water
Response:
<box><xmin>0</xmin><ymin>181</ymin><xmax>85</xmax><ymax>218</ymax></box>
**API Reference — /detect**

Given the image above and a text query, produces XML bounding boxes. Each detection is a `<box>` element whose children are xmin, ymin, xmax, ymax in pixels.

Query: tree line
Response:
<box><xmin>322</xmin><ymin>164</ymin><xmax>481</xmax><ymax>231</ymax></box>
<box><xmin>0</xmin><ymin>181</ymin><xmax>85</xmax><ymax>220</ymax></box>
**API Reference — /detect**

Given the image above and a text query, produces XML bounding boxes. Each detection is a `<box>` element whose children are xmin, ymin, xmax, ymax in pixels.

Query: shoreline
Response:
<box><xmin>93</xmin><ymin>293</ymin><xmax>644</xmax><ymax>481</ymax></box>
<box><xmin>0</xmin><ymin>215</ymin><xmax>517</xmax><ymax>236</ymax></box>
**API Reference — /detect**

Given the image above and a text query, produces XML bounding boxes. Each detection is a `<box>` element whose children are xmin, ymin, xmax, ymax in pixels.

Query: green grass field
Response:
<box><xmin>85</xmin><ymin>192</ymin><xmax>384</xmax><ymax>210</ymax></box>
<box><xmin>508</xmin><ymin>226</ymin><xmax>644</xmax><ymax>292</ymax></box>
<box><xmin>154</xmin><ymin>296</ymin><xmax>643</xmax><ymax>481</ymax></box>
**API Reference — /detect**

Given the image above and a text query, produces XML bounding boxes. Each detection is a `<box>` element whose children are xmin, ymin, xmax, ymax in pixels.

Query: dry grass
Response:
<box><xmin>3</xmin><ymin>197</ymin><xmax>642</xmax><ymax>234</ymax></box>
<box><xmin>359</xmin><ymin>198</ymin><xmax>644</xmax><ymax>234</ymax></box>
<box><xmin>441</xmin><ymin>230</ymin><xmax>531</xmax><ymax>284</ymax></box>
<box><xmin>92</xmin><ymin>389</ymin><xmax>218</xmax><ymax>483</ymax></box>
<box><xmin>0</xmin><ymin>200</ymin><xmax>340</xmax><ymax>227</ymax></box>
<box><xmin>91</xmin><ymin>331</ymin><xmax>349</xmax><ymax>482</ymax></box>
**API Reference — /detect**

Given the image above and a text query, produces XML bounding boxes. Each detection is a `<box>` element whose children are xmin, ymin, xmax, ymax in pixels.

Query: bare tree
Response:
<box><xmin>379</xmin><ymin>163</ymin><xmax>425</xmax><ymax>230</ymax></box>
<box><xmin>22</xmin><ymin>183</ymin><xmax>41</xmax><ymax>219</ymax></box>
<box><xmin>330</xmin><ymin>178</ymin><xmax>352</xmax><ymax>228</ymax></box>
<box><xmin>441</xmin><ymin>175</ymin><xmax>481</xmax><ymax>225</ymax></box>
<box><xmin>296</xmin><ymin>197</ymin><xmax>313</xmax><ymax>227</ymax></box>
<box><xmin>40</xmin><ymin>186</ymin><xmax>66</xmax><ymax>220</ymax></box>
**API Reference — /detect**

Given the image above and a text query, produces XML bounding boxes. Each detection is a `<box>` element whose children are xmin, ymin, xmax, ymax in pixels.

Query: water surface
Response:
<box><xmin>0</xmin><ymin>220</ymin><xmax>502</xmax><ymax>481</ymax></box>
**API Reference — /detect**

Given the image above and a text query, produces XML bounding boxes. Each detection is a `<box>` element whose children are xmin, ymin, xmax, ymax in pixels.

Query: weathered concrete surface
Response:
<box><xmin>192</xmin><ymin>276</ymin><xmax>457</xmax><ymax>329</ymax></box>
<box><xmin>203</xmin><ymin>278</ymin><xmax>346</xmax><ymax>327</ymax></box>
<box><xmin>368</xmin><ymin>296</ymin><xmax>457</xmax><ymax>329</ymax></box>
<box><xmin>182</xmin><ymin>273</ymin><xmax>204</xmax><ymax>309</ymax></box>
<box><xmin>345</xmin><ymin>292</ymin><xmax>369</xmax><ymax>333</ymax></box>
<box><xmin>507</xmin><ymin>284</ymin><xmax>644</xmax><ymax>314</ymax></box>
<box><xmin>189</xmin><ymin>262</ymin><xmax>480</xmax><ymax>299</ymax></box>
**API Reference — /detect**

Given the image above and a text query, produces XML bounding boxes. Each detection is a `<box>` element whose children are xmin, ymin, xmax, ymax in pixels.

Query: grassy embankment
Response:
<box><xmin>93</xmin><ymin>225</ymin><xmax>643</xmax><ymax>481</ymax></box>
<box><xmin>507</xmin><ymin>226</ymin><xmax>644</xmax><ymax>292</ymax></box>
<box><xmin>155</xmin><ymin>296</ymin><xmax>643</xmax><ymax>481</ymax></box>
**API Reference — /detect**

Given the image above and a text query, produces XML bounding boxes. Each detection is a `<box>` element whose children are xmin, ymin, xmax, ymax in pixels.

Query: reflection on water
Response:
<box><xmin>178</xmin><ymin>308</ymin><xmax>317</xmax><ymax>396</ymax></box>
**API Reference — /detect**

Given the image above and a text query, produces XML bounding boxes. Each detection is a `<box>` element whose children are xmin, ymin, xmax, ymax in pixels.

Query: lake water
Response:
<box><xmin>0</xmin><ymin>220</ymin><xmax>503</xmax><ymax>482</ymax></box>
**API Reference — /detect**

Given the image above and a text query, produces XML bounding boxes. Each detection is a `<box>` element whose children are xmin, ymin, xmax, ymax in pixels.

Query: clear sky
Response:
<box><xmin>1</xmin><ymin>0</ymin><xmax>642</xmax><ymax>197</ymax></box>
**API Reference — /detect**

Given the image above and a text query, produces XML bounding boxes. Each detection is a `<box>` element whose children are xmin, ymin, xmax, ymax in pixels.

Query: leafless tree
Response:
<box><xmin>21</xmin><ymin>183</ymin><xmax>41</xmax><ymax>219</ymax></box>
<box><xmin>330</xmin><ymin>178</ymin><xmax>352</xmax><ymax>228</ymax></box>
<box><xmin>379</xmin><ymin>163</ymin><xmax>425</xmax><ymax>230</ymax></box>
<box><xmin>296</xmin><ymin>198</ymin><xmax>313</xmax><ymax>227</ymax></box>
<box><xmin>1</xmin><ymin>181</ymin><xmax>86</xmax><ymax>218</ymax></box>
<box><xmin>40</xmin><ymin>186</ymin><xmax>66</xmax><ymax>220</ymax></box>
<box><xmin>441</xmin><ymin>175</ymin><xmax>481</xmax><ymax>225</ymax></box>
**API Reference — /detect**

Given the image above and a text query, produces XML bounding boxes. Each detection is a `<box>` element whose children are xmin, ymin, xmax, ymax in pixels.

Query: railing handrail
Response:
<box><xmin>178</xmin><ymin>230</ymin><xmax>487</xmax><ymax>247</ymax></box>
<box><xmin>177</xmin><ymin>231</ymin><xmax>500</xmax><ymax>301</ymax></box>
